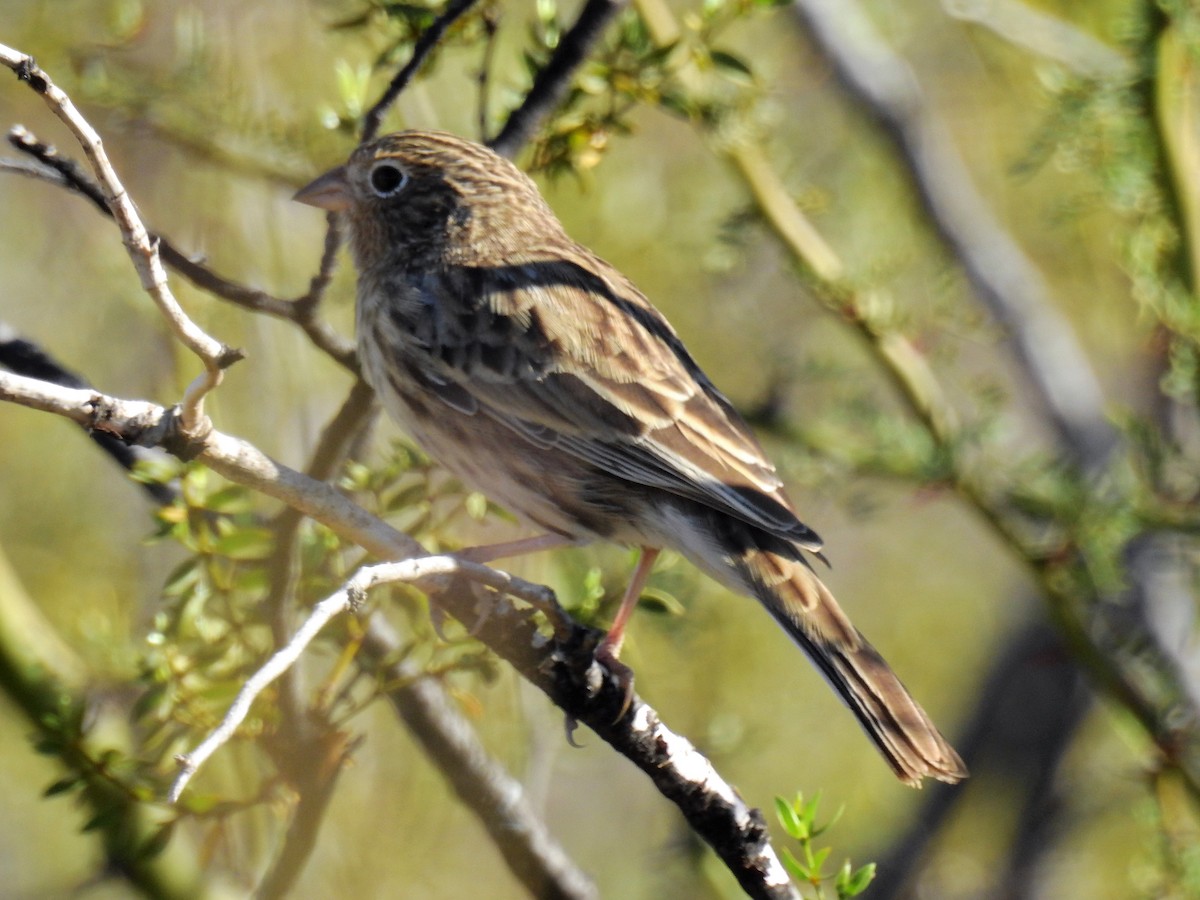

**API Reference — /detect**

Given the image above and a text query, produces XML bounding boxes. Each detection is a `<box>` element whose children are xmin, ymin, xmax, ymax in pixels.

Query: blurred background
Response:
<box><xmin>0</xmin><ymin>0</ymin><xmax>1193</xmax><ymax>897</ymax></box>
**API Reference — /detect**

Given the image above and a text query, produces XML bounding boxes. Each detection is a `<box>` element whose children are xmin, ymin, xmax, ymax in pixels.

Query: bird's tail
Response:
<box><xmin>736</xmin><ymin>546</ymin><xmax>967</xmax><ymax>786</ymax></box>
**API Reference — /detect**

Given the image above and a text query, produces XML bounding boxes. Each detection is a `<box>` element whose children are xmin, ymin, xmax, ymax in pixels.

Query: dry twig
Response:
<box><xmin>0</xmin><ymin>44</ymin><xmax>239</xmax><ymax>431</ymax></box>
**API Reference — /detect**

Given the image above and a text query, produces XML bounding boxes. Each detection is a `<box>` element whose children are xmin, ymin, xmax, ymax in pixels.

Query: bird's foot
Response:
<box><xmin>595</xmin><ymin>638</ymin><xmax>635</xmax><ymax>722</ymax></box>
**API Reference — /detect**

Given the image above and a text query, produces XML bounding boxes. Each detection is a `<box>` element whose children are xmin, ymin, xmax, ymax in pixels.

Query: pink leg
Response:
<box><xmin>597</xmin><ymin>546</ymin><xmax>661</xmax><ymax>659</ymax></box>
<box><xmin>457</xmin><ymin>533</ymin><xmax>577</xmax><ymax>564</ymax></box>
<box><xmin>593</xmin><ymin>547</ymin><xmax>660</xmax><ymax>718</ymax></box>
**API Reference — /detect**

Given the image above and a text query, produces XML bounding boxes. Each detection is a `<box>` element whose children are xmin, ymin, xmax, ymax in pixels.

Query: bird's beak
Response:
<box><xmin>294</xmin><ymin>166</ymin><xmax>352</xmax><ymax>212</ymax></box>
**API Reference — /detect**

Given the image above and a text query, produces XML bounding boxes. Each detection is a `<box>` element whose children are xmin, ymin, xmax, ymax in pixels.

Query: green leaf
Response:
<box><xmin>464</xmin><ymin>491</ymin><xmax>489</xmax><ymax>520</ymax></box>
<box><xmin>780</xmin><ymin>847</ymin><xmax>810</xmax><ymax>882</ymax></box>
<box><xmin>644</xmin><ymin>39</ymin><xmax>680</xmax><ymax>66</ymax></box>
<box><xmin>204</xmin><ymin>485</ymin><xmax>251</xmax><ymax>513</ymax></box>
<box><xmin>210</xmin><ymin>527</ymin><xmax>275</xmax><ymax>560</ymax></box>
<box><xmin>638</xmin><ymin>587</ymin><xmax>685</xmax><ymax>616</ymax></box>
<box><xmin>233</xmin><ymin>563</ymin><xmax>270</xmax><ymax>593</ymax></box>
<box><xmin>775</xmin><ymin>795</ymin><xmax>804</xmax><ymax>839</ymax></box>
<box><xmin>140</xmin><ymin>822</ymin><xmax>175</xmax><ymax>859</ymax></box>
<box><xmin>43</xmin><ymin>776</ymin><xmax>81</xmax><ymax>797</ymax></box>
<box><xmin>801</xmin><ymin>791</ymin><xmax>822</xmax><ymax>831</ymax></box>
<box><xmin>659</xmin><ymin>89</ymin><xmax>697</xmax><ymax>119</ymax></box>
<box><xmin>162</xmin><ymin>558</ymin><xmax>200</xmax><ymax>597</ymax></box>
<box><xmin>811</xmin><ymin>801</ymin><xmax>844</xmax><ymax>838</ymax></box>
<box><xmin>838</xmin><ymin>861</ymin><xmax>876</xmax><ymax>897</ymax></box>
<box><xmin>131</xmin><ymin>684</ymin><xmax>167</xmax><ymax>721</ymax></box>
<box><xmin>334</xmin><ymin>59</ymin><xmax>371</xmax><ymax>118</ymax></box>
<box><xmin>32</xmin><ymin>736</ymin><xmax>64</xmax><ymax>756</ymax></box>
<box><xmin>129</xmin><ymin>456</ymin><xmax>181</xmax><ymax>485</ymax></box>
<box><xmin>709</xmin><ymin>49</ymin><xmax>754</xmax><ymax>80</ymax></box>
<box><xmin>383</xmin><ymin>480</ymin><xmax>432</xmax><ymax>513</ymax></box>
<box><xmin>81</xmin><ymin>806</ymin><xmax>122</xmax><ymax>833</ymax></box>
<box><xmin>811</xmin><ymin>845</ymin><xmax>832</xmax><ymax>874</ymax></box>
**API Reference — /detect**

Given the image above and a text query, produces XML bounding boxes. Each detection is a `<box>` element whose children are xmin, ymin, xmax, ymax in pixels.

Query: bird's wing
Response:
<box><xmin>392</xmin><ymin>256</ymin><xmax>821</xmax><ymax>549</ymax></box>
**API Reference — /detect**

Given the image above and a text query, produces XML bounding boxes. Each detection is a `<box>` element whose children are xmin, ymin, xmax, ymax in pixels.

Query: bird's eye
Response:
<box><xmin>369</xmin><ymin>161</ymin><xmax>408</xmax><ymax>198</ymax></box>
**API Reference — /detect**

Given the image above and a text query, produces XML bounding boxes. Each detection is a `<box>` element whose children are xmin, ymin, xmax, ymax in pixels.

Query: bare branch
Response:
<box><xmin>789</xmin><ymin>0</ymin><xmax>1118</xmax><ymax>467</ymax></box>
<box><xmin>360</xmin><ymin>0</ymin><xmax>482</xmax><ymax>143</ymax></box>
<box><xmin>476</xmin><ymin>7</ymin><xmax>500</xmax><ymax>140</ymax></box>
<box><xmin>0</xmin><ymin>325</ymin><xmax>179</xmax><ymax>506</ymax></box>
<box><xmin>944</xmin><ymin>0</ymin><xmax>1132</xmax><ymax>80</ymax></box>
<box><xmin>5</xmin><ymin>127</ymin><xmax>358</xmax><ymax>372</ymax></box>
<box><xmin>729</xmin><ymin>145</ymin><xmax>962</xmax><ymax>445</ymax></box>
<box><xmin>0</xmin><ymin>154</ymin><xmax>68</xmax><ymax>183</ymax></box>
<box><xmin>488</xmin><ymin>0</ymin><xmax>629</xmax><ymax>160</ymax></box>
<box><xmin>0</xmin><ymin>369</ymin><xmax>798</xmax><ymax>899</ymax></box>
<box><xmin>168</xmin><ymin>555</ymin><xmax>557</xmax><ymax>802</ymax></box>
<box><xmin>363</xmin><ymin>614</ymin><xmax>599</xmax><ymax>900</ymax></box>
<box><xmin>0</xmin><ymin>45</ymin><xmax>239</xmax><ymax>431</ymax></box>
<box><xmin>169</xmin><ymin>586</ymin><xmax>345</xmax><ymax>802</ymax></box>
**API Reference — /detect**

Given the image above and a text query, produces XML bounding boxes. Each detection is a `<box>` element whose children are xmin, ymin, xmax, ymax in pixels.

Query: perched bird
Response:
<box><xmin>295</xmin><ymin>130</ymin><xmax>966</xmax><ymax>786</ymax></box>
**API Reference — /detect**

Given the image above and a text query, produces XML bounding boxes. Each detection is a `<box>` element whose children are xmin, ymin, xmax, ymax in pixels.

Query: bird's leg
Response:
<box><xmin>595</xmin><ymin>546</ymin><xmax>660</xmax><ymax>718</ymax></box>
<box><xmin>455</xmin><ymin>532</ymin><xmax>577</xmax><ymax>563</ymax></box>
<box><xmin>447</xmin><ymin>533</ymin><xmax>578</xmax><ymax>636</ymax></box>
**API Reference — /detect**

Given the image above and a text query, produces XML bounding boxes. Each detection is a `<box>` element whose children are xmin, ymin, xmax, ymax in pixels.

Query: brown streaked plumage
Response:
<box><xmin>295</xmin><ymin>130</ymin><xmax>967</xmax><ymax>786</ymax></box>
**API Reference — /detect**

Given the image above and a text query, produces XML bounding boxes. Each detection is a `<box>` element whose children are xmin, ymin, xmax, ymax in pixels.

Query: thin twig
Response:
<box><xmin>168</xmin><ymin>554</ymin><xmax>555</xmax><ymax>803</ymax></box>
<box><xmin>476</xmin><ymin>7</ymin><xmax>500</xmax><ymax>140</ymax></box>
<box><xmin>945</xmin><ymin>0</ymin><xmax>1131</xmax><ymax>80</ymax></box>
<box><xmin>489</xmin><ymin>0</ymin><xmax>629</xmax><ymax>159</ymax></box>
<box><xmin>790</xmin><ymin>0</ymin><xmax>1118</xmax><ymax>466</ymax></box>
<box><xmin>0</xmin><ymin>45</ymin><xmax>238</xmax><ymax>431</ymax></box>
<box><xmin>728</xmin><ymin>144</ymin><xmax>962</xmax><ymax>445</ymax></box>
<box><xmin>363</xmin><ymin>614</ymin><xmax>599</xmax><ymax>899</ymax></box>
<box><xmin>360</xmin><ymin>0</ymin><xmax>482</xmax><ymax>142</ymax></box>
<box><xmin>5</xmin><ymin>127</ymin><xmax>358</xmax><ymax>372</ymax></box>
<box><xmin>0</xmin><ymin>324</ymin><xmax>179</xmax><ymax>506</ymax></box>
<box><xmin>254</xmin><ymin>376</ymin><xmax>377</xmax><ymax>893</ymax></box>
<box><xmin>169</xmin><ymin>585</ymin><xmax>348</xmax><ymax>802</ymax></box>
<box><xmin>0</xmin><ymin>369</ymin><xmax>798</xmax><ymax>899</ymax></box>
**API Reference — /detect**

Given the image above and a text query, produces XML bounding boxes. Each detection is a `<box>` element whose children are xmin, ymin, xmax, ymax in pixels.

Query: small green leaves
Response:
<box><xmin>334</xmin><ymin>59</ymin><xmax>372</xmax><ymax>121</ymax></box>
<box><xmin>837</xmin><ymin>860</ymin><xmax>877</xmax><ymax>897</ymax></box>
<box><xmin>139</xmin><ymin>821</ymin><xmax>176</xmax><ymax>859</ymax></box>
<box><xmin>707</xmin><ymin>49</ymin><xmax>754</xmax><ymax>82</ymax></box>
<box><xmin>775</xmin><ymin>791</ymin><xmax>874</xmax><ymax>899</ymax></box>
<box><xmin>775</xmin><ymin>793</ymin><xmax>805</xmax><ymax>839</ymax></box>
<box><xmin>464</xmin><ymin>491</ymin><xmax>490</xmax><ymax>521</ymax></box>
<box><xmin>43</xmin><ymin>775</ymin><xmax>82</xmax><ymax>798</ymax></box>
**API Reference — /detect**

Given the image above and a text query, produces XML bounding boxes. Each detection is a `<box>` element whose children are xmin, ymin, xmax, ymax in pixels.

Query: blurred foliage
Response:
<box><xmin>132</xmin><ymin>445</ymin><xmax>512</xmax><ymax>791</ymax></box>
<box><xmin>2</xmin><ymin>0</ymin><xmax>1200</xmax><ymax>897</ymax></box>
<box><xmin>1016</xmin><ymin>6</ymin><xmax>1200</xmax><ymax>404</ymax></box>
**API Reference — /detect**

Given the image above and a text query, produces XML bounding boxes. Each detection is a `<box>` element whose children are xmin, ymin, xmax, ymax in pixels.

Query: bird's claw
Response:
<box><xmin>563</xmin><ymin>714</ymin><xmax>584</xmax><ymax>748</ymax></box>
<box><xmin>595</xmin><ymin>642</ymin><xmax>635</xmax><ymax>722</ymax></box>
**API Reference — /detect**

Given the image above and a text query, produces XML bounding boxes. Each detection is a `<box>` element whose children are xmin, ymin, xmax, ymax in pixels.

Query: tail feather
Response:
<box><xmin>740</xmin><ymin>547</ymin><xmax>967</xmax><ymax>786</ymax></box>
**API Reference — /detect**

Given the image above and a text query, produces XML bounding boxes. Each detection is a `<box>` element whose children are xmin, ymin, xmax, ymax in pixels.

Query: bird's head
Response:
<box><xmin>295</xmin><ymin>130</ymin><xmax>565</xmax><ymax>271</ymax></box>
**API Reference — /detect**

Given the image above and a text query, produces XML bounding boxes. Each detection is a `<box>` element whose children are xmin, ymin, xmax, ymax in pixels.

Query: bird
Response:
<box><xmin>294</xmin><ymin>129</ymin><xmax>967</xmax><ymax>786</ymax></box>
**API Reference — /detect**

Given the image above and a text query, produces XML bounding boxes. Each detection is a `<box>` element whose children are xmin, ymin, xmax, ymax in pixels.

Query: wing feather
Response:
<box><xmin>396</xmin><ymin>256</ymin><xmax>821</xmax><ymax>550</ymax></box>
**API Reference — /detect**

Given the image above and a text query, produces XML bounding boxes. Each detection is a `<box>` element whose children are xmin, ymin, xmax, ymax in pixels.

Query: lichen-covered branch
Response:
<box><xmin>0</xmin><ymin>369</ymin><xmax>798</xmax><ymax>900</ymax></box>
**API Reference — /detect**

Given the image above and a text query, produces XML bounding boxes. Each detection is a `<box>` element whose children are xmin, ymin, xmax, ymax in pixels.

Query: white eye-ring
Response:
<box><xmin>368</xmin><ymin>160</ymin><xmax>408</xmax><ymax>198</ymax></box>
